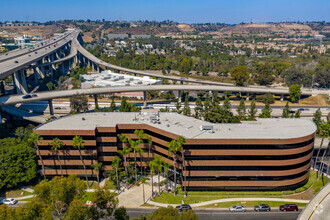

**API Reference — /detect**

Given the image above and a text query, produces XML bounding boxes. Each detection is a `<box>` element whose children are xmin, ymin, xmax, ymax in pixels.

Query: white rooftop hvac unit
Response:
<box><xmin>200</xmin><ymin>125</ymin><xmax>214</xmax><ymax>131</ymax></box>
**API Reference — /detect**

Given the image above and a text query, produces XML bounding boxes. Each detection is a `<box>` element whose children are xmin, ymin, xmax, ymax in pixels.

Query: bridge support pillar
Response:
<box><xmin>97</xmin><ymin>65</ymin><xmax>100</xmax><ymax>73</ymax></box>
<box><xmin>48</xmin><ymin>99</ymin><xmax>54</xmax><ymax>116</ymax></box>
<box><xmin>93</xmin><ymin>94</ymin><xmax>99</xmax><ymax>110</ymax></box>
<box><xmin>246</xmin><ymin>93</ymin><xmax>250</xmax><ymax>101</ymax></box>
<box><xmin>180</xmin><ymin>81</ymin><xmax>184</xmax><ymax>85</ymax></box>
<box><xmin>280</xmin><ymin>94</ymin><xmax>284</xmax><ymax>101</ymax></box>
<box><xmin>13</xmin><ymin>70</ymin><xmax>29</xmax><ymax>94</ymax></box>
<box><xmin>143</xmin><ymin>91</ymin><xmax>147</xmax><ymax>107</ymax></box>
<box><xmin>35</xmin><ymin>61</ymin><xmax>45</xmax><ymax>79</ymax></box>
<box><xmin>55</xmin><ymin>50</ymin><xmax>61</xmax><ymax>59</ymax></box>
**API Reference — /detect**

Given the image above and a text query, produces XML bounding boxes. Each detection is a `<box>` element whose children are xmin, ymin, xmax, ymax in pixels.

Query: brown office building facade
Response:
<box><xmin>34</xmin><ymin>113</ymin><xmax>316</xmax><ymax>191</ymax></box>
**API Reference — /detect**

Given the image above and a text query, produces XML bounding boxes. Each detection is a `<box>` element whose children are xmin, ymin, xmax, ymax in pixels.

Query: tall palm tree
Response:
<box><xmin>146</xmin><ymin>135</ymin><xmax>153</xmax><ymax>164</ymax></box>
<box><xmin>111</xmin><ymin>156</ymin><xmax>121</xmax><ymax>193</ymax></box>
<box><xmin>136</xmin><ymin>146</ymin><xmax>144</xmax><ymax>176</ymax></box>
<box><xmin>72</xmin><ymin>135</ymin><xmax>89</xmax><ymax>188</ymax></box>
<box><xmin>134</xmin><ymin>130</ymin><xmax>147</xmax><ymax>174</ymax></box>
<box><xmin>150</xmin><ymin>156</ymin><xmax>164</xmax><ymax>196</ymax></box>
<box><xmin>163</xmin><ymin>161</ymin><xmax>171</xmax><ymax>192</ymax></box>
<box><xmin>91</xmin><ymin>162</ymin><xmax>103</xmax><ymax>186</ymax></box>
<box><xmin>168</xmin><ymin>136</ymin><xmax>186</xmax><ymax>196</ymax></box>
<box><xmin>177</xmin><ymin>136</ymin><xmax>187</xmax><ymax>197</ymax></box>
<box><xmin>128</xmin><ymin>138</ymin><xmax>142</xmax><ymax>181</ymax></box>
<box><xmin>50</xmin><ymin>137</ymin><xmax>64</xmax><ymax>176</ymax></box>
<box><xmin>148</xmin><ymin>158</ymin><xmax>156</xmax><ymax>198</ymax></box>
<box><xmin>140</xmin><ymin>177</ymin><xmax>148</xmax><ymax>203</ymax></box>
<box><xmin>117</xmin><ymin>146</ymin><xmax>132</xmax><ymax>187</ymax></box>
<box><xmin>28</xmin><ymin>133</ymin><xmax>45</xmax><ymax>180</ymax></box>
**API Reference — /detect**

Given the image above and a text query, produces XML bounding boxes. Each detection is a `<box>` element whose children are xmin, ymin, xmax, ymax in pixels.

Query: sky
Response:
<box><xmin>0</xmin><ymin>0</ymin><xmax>329</xmax><ymax>24</ymax></box>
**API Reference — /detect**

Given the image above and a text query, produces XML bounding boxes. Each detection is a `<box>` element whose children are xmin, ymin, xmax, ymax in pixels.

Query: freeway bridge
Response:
<box><xmin>0</xmin><ymin>28</ymin><xmax>328</xmax><ymax>121</ymax></box>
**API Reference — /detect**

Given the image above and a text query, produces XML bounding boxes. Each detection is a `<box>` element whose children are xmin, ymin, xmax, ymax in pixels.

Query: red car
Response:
<box><xmin>279</xmin><ymin>204</ymin><xmax>298</xmax><ymax>212</ymax></box>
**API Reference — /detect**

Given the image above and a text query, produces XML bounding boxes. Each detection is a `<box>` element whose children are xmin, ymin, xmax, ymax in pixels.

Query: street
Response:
<box><xmin>126</xmin><ymin>208</ymin><xmax>301</xmax><ymax>220</ymax></box>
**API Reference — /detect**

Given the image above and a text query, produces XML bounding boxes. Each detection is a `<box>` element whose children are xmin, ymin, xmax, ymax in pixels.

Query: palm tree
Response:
<box><xmin>50</xmin><ymin>137</ymin><xmax>64</xmax><ymax>176</ymax></box>
<box><xmin>136</xmin><ymin>146</ymin><xmax>144</xmax><ymax>176</ymax></box>
<box><xmin>140</xmin><ymin>177</ymin><xmax>148</xmax><ymax>203</ymax></box>
<box><xmin>148</xmin><ymin>158</ymin><xmax>156</xmax><ymax>198</ymax></box>
<box><xmin>72</xmin><ymin>135</ymin><xmax>89</xmax><ymax>188</ymax></box>
<box><xmin>117</xmin><ymin>146</ymin><xmax>132</xmax><ymax>187</ymax></box>
<box><xmin>168</xmin><ymin>136</ymin><xmax>186</xmax><ymax>196</ymax></box>
<box><xmin>134</xmin><ymin>130</ymin><xmax>147</xmax><ymax>174</ymax></box>
<box><xmin>128</xmin><ymin>138</ymin><xmax>142</xmax><ymax>181</ymax></box>
<box><xmin>28</xmin><ymin>133</ymin><xmax>45</xmax><ymax>180</ymax></box>
<box><xmin>150</xmin><ymin>156</ymin><xmax>164</xmax><ymax>196</ymax></box>
<box><xmin>177</xmin><ymin>136</ymin><xmax>187</xmax><ymax>197</ymax></box>
<box><xmin>111</xmin><ymin>156</ymin><xmax>121</xmax><ymax>193</ymax></box>
<box><xmin>163</xmin><ymin>161</ymin><xmax>171</xmax><ymax>192</ymax></box>
<box><xmin>146</xmin><ymin>135</ymin><xmax>153</xmax><ymax>164</ymax></box>
<box><xmin>91</xmin><ymin>162</ymin><xmax>103</xmax><ymax>186</ymax></box>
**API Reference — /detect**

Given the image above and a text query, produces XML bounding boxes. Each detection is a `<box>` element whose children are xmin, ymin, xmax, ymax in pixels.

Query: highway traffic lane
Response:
<box><xmin>126</xmin><ymin>208</ymin><xmax>301</xmax><ymax>220</ymax></box>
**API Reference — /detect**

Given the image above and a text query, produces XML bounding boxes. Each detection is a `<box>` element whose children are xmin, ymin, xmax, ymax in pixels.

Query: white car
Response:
<box><xmin>229</xmin><ymin>205</ymin><xmax>246</xmax><ymax>212</ymax></box>
<box><xmin>2</xmin><ymin>198</ymin><xmax>18</xmax><ymax>205</ymax></box>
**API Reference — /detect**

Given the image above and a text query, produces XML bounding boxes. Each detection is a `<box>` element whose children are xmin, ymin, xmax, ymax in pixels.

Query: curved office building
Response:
<box><xmin>34</xmin><ymin>112</ymin><xmax>316</xmax><ymax>191</ymax></box>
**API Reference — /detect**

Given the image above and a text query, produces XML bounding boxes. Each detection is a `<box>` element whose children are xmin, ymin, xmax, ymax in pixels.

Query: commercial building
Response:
<box><xmin>34</xmin><ymin>112</ymin><xmax>316</xmax><ymax>191</ymax></box>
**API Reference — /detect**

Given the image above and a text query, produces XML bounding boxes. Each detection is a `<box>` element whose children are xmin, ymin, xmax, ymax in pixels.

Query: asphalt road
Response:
<box><xmin>126</xmin><ymin>208</ymin><xmax>301</xmax><ymax>220</ymax></box>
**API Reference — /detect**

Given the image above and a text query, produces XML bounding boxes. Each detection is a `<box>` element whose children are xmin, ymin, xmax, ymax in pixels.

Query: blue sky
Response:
<box><xmin>0</xmin><ymin>0</ymin><xmax>329</xmax><ymax>24</ymax></box>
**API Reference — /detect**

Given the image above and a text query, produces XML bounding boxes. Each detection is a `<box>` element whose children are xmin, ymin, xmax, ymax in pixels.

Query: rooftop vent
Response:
<box><xmin>200</xmin><ymin>125</ymin><xmax>214</xmax><ymax>131</ymax></box>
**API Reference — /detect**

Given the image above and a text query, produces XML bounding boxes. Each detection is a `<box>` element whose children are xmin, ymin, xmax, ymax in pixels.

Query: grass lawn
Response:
<box><xmin>202</xmin><ymin>201</ymin><xmax>307</xmax><ymax>209</ymax></box>
<box><xmin>153</xmin><ymin>170</ymin><xmax>329</xmax><ymax>205</ymax></box>
<box><xmin>0</xmin><ymin>188</ymin><xmax>34</xmax><ymax>198</ymax></box>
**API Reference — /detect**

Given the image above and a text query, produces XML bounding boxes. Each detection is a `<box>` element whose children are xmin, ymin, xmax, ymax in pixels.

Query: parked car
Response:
<box><xmin>14</xmin><ymin>60</ymin><xmax>19</xmax><ymax>63</ymax></box>
<box><xmin>2</xmin><ymin>198</ymin><xmax>18</xmax><ymax>205</ymax></box>
<box><xmin>176</xmin><ymin>204</ymin><xmax>192</xmax><ymax>212</ymax></box>
<box><xmin>280</xmin><ymin>204</ymin><xmax>298</xmax><ymax>212</ymax></box>
<box><xmin>31</xmin><ymin>94</ymin><xmax>38</xmax><ymax>97</ymax></box>
<box><xmin>22</xmin><ymin>94</ymin><xmax>32</xmax><ymax>99</ymax></box>
<box><xmin>229</xmin><ymin>205</ymin><xmax>246</xmax><ymax>212</ymax></box>
<box><xmin>254</xmin><ymin>204</ymin><xmax>271</xmax><ymax>212</ymax></box>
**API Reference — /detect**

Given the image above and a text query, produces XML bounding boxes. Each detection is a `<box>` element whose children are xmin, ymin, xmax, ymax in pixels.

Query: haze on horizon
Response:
<box><xmin>1</xmin><ymin>0</ymin><xmax>329</xmax><ymax>24</ymax></box>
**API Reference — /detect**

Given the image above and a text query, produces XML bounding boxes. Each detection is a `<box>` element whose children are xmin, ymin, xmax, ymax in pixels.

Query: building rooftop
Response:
<box><xmin>35</xmin><ymin>112</ymin><xmax>317</xmax><ymax>140</ymax></box>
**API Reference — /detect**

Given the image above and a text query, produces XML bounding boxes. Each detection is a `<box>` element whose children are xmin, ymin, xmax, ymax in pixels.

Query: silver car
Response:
<box><xmin>229</xmin><ymin>205</ymin><xmax>246</xmax><ymax>212</ymax></box>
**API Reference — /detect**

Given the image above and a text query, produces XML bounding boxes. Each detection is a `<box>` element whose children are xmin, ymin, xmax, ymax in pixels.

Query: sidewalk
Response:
<box><xmin>147</xmin><ymin>197</ymin><xmax>310</xmax><ymax>208</ymax></box>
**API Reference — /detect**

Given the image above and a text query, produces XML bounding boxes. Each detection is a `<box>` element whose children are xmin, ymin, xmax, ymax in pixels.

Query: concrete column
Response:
<box><xmin>55</xmin><ymin>50</ymin><xmax>61</xmax><ymax>59</ymax></box>
<box><xmin>180</xmin><ymin>81</ymin><xmax>184</xmax><ymax>85</ymax></box>
<box><xmin>93</xmin><ymin>94</ymin><xmax>98</xmax><ymax>110</ymax></box>
<box><xmin>35</xmin><ymin>61</ymin><xmax>45</xmax><ymax>79</ymax></box>
<box><xmin>72</xmin><ymin>56</ymin><xmax>77</xmax><ymax>68</ymax></box>
<box><xmin>92</xmin><ymin>62</ymin><xmax>95</xmax><ymax>71</ymax></box>
<box><xmin>48</xmin><ymin>65</ymin><xmax>54</xmax><ymax>76</ymax></box>
<box><xmin>97</xmin><ymin>65</ymin><xmax>100</xmax><ymax>73</ymax></box>
<box><xmin>33</xmin><ymin>67</ymin><xmax>39</xmax><ymax>84</ymax></box>
<box><xmin>143</xmin><ymin>91</ymin><xmax>147</xmax><ymax>107</ymax></box>
<box><xmin>246</xmin><ymin>93</ymin><xmax>250</xmax><ymax>101</ymax></box>
<box><xmin>13</xmin><ymin>70</ymin><xmax>29</xmax><ymax>94</ymax></box>
<box><xmin>48</xmin><ymin>99</ymin><xmax>54</xmax><ymax>116</ymax></box>
<box><xmin>11</xmin><ymin>75</ymin><xmax>17</xmax><ymax>94</ymax></box>
<box><xmin>280</xmin><ymin>94</ymin><xmax>284</xmax><ymax>101</ymax></box>
<box><xmin>62</xmin><ymin>62</ymin><xmax>65</xmax><ymax>74</ymax></box>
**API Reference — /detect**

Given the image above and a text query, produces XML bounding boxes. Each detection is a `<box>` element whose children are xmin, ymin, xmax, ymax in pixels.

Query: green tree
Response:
<box><xmin>111</xmin><ymin>156</ymin><xmax>121</xmax><ymax>192</ymax></box>
<box><xmin>222</xmin><ymin>96</ymin><xmax>231</xmax><ymax>112</ymax></box>
<box><xmin>163</xmin><ymin>161</ymin><xmax>171</xmax><ymax>192</ymax></box>
<box><xmin>230</xmin><ymin>65</ymin><xmax>250</xmax><ymax>86</ymax></box>
<box><xmin>110</xmin><ymin>96</ymin><xmax>116</xmax><ymax>112</ymax></box>
<box><xmin>259</xmin><ymin>102</ymin><xmax>272</xmax><ymax>118</ymax></box>
<box><xmin>70</xmin><ymin>95</ymin><xmax>88</xmax><ymax>113</ymax></box>
<box><xmin>0</xmin><ymin>138</ymin><xmax>37</xmax><ymax>189</ymax></box>
<box><xmin>28</xmin><ymin>133</ymin><xmax>45</xmax><ymax>180</ymax></box>
<box><xmin>289</xmin><ymin>84</ymin><xmax>301</xmax><ymax>103</ymax></box>
<box><xmin>182</xmin><ymin>95</ymin><xmax>191</xmax><ymax>116</ymax></box>
<box><xmin>313</xmin><ymin>108</ymin><xmax>323</xmax><ymax>131</ymax></box>
<box><xmin>294</xmin><ymin>110</ymin><xmax>301</xmax><ymax>118</ymax></box>
<box><xmin>117</xmin><ymin>135</ymin><xmax>132</xmax><ymax>187</ymax></box>
<box><xmin>203</xmin><ymin>93</ymin><xmax>211</xmax><ymax>121</ymax></box>
<box><xmin>148</xmin><ymin>206</ymin><xmax>197</xmax><ymax>220</ymax></box>
<box><xmin>50</xmin><ymin>137</ymin><xmax>64</xmax><ymax>176</ymax></box>
<box><xmin>282</xmin><ymin>102</ymin><xmax>291</xmax><ymax>118</ymax></box>
<box><xmin>140</xmin><ymin>177</ymin><xmax>148</xmax><ymax>204</ymax></box>
<box><xmin>212</xmin><ymin>91</ymin><xmax>219</xmax><ymax>107</ymax></box>
<box><xmin>91</xmin><ymin>162</ymin><xmax>103</xmax><ymax>186</ymax></box>
<box><xmin>194</xmin><ymin>97</ymin><xmax>203</xmax><ymax>119</ymax></box>
<box><xmin>236</xmin><ymin>99</ymin><xmax>246</xmax><ymax>119</ymax></box>
<box><xmin>248</xmin><ymin>99</ymin><xmax>257</xmax><ymax>120</ymax></box>
<box><xmin>134</xmin><ymin>129</ymin><xmax>146</xmax><ymax>175</ymax></box>
<box><xmin>149</xmin><ymin>156</ymin><xmax>164</xmax><ymax>196</ymax></box>
<box><xmin>254</xmin><ymin>63</ymin><xmax>275</xmax><ymax>86</ymax></box>
<box><xmin>175</xmin><ymin>97</ymin><xmax>182</xmax><ymax>113</ymax></box>
<box><xmin>34</xmin><ymin>175</ymin><xmax>87</xmax><ymax>218</ymax></box>
<box><xmin>72</xmin><ymin>135</ymin><xmax>89</xmax><ymax>188</ymax></box>
<box><xmin>128</xmin><ymin>138</ymin><xmax>142</xmax><ymax>181</ymax></box>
